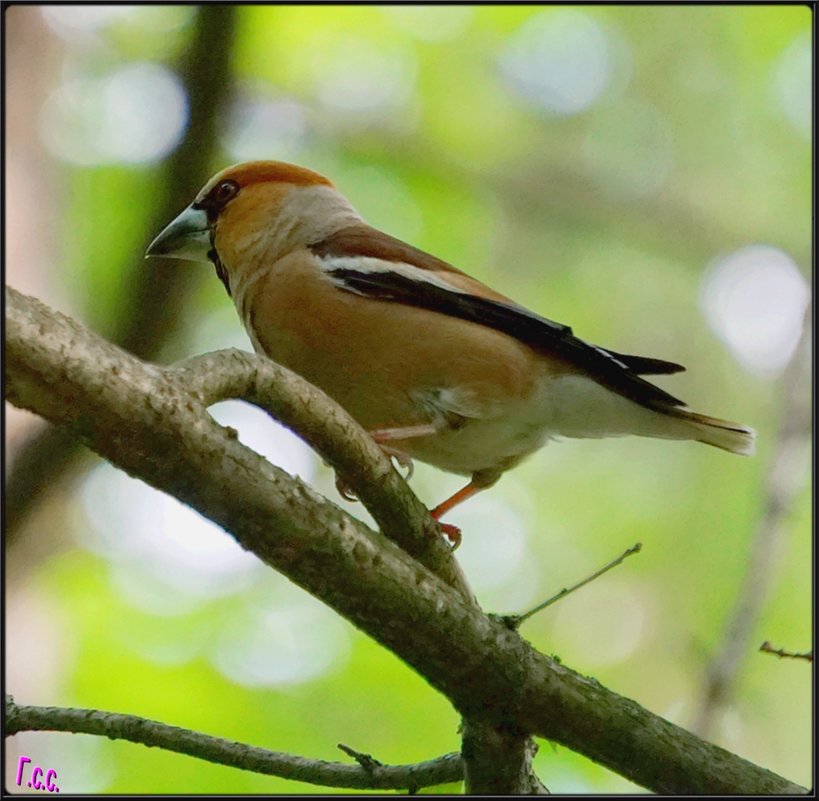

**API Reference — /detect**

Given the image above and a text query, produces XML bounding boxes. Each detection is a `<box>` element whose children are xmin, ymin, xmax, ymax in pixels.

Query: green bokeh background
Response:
<box><xmin>5</xmin><ymin>5</ymin><xmax>811</xmax><ymax>793</ymax></box>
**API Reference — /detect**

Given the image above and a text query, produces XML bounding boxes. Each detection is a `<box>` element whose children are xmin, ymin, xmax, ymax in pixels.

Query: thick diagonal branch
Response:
<box><xmin>5</xmin><ymin>286</ymin><xmax>806</xmax><ymax>795</ymax></box>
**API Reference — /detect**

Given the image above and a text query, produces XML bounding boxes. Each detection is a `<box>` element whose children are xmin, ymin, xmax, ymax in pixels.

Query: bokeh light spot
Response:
<box><xmin>450</xmin><ymin>496</ymin><xmax>530</xmax><ymax>595</ymax></box>
<box><xmin>77</xmin><ymin>396</ymin><xmax>316</xmax><ymax>615</ymax></box>
<box><xmin>225</xmin><ymin>96</ymin><xmax>308</xmax><ymax>163</ymax></box>
<box><xmin>772</xmin><ymin>32</ymin><xmax>811</xmax><ymax>138</ymax></box>
<box><xmin>41</xmin><ymin>5</ymin><xmax>194</xmax><ymax>49</ymax></box>
<box><xmin>500</xmin><ymin>10</ymin><xmax>616</xmax><ymax>115</ymax></box>
<box><xmin>551</xmin><ymin>578</ymin><xmax>652</xmax><ymax>667</ymax></box>
<box><xmin>209</xmin><ymin>400</ymin><xmax>317</xmax><ymax>483</ymax></box>
<box><xmin>382</xmin><ymin>6</ymin><xmax>474</xmax><ymax>42</ymax></box>
<box><xmin>79</xmin><ymin>463</ymin><xmax>261</xmax><ymax>612</ymax></box>
<box><xmin>41</xmin><ymin>5</ymin><xmax>136</xmax><ymax>40</ymax></box>
<box><xmin>211</xmin><ymin>599</ymin><xmax>351</xmax><ymax>687</ymax></box>
<box><xmin>40</xmin><ymin>63</ymin><xmax>188</xmax><ymax>165</ymax></box>
<box><xmin>312</xmin><ymin>39</ymin><xmax>416</xmax><ymax>115</ymax></box>
<box><xmin>700</xmin><ymin>245</ymin><xmax>808</xmax><ymax>376</ymax></box>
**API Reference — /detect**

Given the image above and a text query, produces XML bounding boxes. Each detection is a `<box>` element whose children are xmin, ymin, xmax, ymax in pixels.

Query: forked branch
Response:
<box><xmin>5</xmin><ymin>286</ymin><xmax>806</xmax><ymax>795</ymax></box>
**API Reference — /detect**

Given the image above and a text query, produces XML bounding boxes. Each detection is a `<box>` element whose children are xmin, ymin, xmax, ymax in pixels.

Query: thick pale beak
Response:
<box><xmin>145</xmin><ymin>206</ymin><xmax>211</xmax><ymax>262</ymax></box>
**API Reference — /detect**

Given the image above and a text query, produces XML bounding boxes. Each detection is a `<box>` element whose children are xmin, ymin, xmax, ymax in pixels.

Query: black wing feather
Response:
<box><xmin>327</xmin><ymin>267</ymin><xmax>686</xmax><ymax>410</ymax></box>
<box><xmin>604</xmin><ymin>351</ymin><xmax>685</xmax><ymax>375</ymax></box>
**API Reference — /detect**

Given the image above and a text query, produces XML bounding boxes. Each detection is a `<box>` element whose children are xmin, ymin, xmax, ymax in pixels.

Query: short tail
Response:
<box><xmin>670</xmin><ymin>409</ymin><xmax>756</xmax><ymax>456</ymax></box>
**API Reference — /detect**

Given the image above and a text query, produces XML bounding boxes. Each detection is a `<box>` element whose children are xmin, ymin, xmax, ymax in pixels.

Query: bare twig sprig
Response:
<box><xmin>500</xmin><ymin>543</ymin><xmax>643</xmax><ymax>629</ymax></box>
<box><xmin>759</xmin><ymin>642</ymin><xmax>813</xmax><ymax>663</ymax></box>
<box><xmin>5</xmin><ymin>697</ymin><xmax>461</xmax><ymax>791</ymax></box>
<box><xmin>337</xmin><ymin>743</ymin><xmax>385</xmax><ymax>773</ymax></box>
<box><xmin>694</xmin><ymin>304</ymin><xmax>812</xmax><ymax>737</ymax></box>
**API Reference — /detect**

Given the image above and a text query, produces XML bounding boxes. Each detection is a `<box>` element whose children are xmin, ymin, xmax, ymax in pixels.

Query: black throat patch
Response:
<box><xmin>208</xmin><ymin>248</ymin><xmax>231</xmax><ymax>297</ymax></box>
<box><xmin>207</xmin><ymin>228</ymin><xmax>231</xmax><ymax>297</ymax></box>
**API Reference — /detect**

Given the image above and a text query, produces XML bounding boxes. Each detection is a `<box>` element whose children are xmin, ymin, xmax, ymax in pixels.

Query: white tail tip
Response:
<box><xmin>683</xmin><ymin>411</ymin><xmax>756</xmax><ymax>456</ymax></box>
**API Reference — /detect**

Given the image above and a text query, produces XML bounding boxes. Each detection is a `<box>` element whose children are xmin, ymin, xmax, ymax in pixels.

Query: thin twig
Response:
<box><xmin>501</xmin><ymin>543</ymin><xmax>642</xmax><ymax>629</ymax></box>
<box><xmin>693</xmin><ymin>305</ymin><xmax>812</xmax><ymax>737</ymax></box>
<box><xmin>337</xmin><ymin>743</ymin><xmax>384</xmax><ymax>773</ymax></box>
<box><xmin>759</xmin><ymin>642</ymin><xmax>813</xmax><ymax>663</ymax></box>
<box><xmin>5</xmin><ymin>697</ymin><xmax>461</xmax><ymax>791</ymax></box>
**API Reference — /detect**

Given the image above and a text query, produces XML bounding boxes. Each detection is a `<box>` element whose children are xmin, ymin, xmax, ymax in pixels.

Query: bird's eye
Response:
<box><xmin>211</xmin><ymin>179</ymin><xmax>239</xmax><ymax>205</ymax></box>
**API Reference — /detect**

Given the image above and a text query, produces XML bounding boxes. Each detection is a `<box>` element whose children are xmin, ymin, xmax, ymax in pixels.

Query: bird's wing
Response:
<box><xmin>310</xmin><ymin>225</ymin><xmax>686</xmax><ymax>411</ymax></box>
<box><xmin>602</xmin><ymin>351</ymin><xmax>685</xmax><ymax>375</ymax></box>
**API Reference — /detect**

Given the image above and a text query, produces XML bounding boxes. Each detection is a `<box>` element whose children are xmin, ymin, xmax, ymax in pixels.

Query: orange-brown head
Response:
<box><xmin>146</xmin><ymin>161</ymin><xmax>361</xmax><ymax>292</ymax></box>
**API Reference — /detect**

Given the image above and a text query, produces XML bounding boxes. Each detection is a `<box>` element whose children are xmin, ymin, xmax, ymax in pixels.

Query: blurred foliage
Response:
<box><xmin>5</xmin><ymin>5</ymin><xmax>811</xmax><ymax>793</ymax></box>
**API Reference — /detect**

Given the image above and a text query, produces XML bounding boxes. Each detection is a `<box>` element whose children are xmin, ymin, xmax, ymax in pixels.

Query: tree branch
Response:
<box><xmin>5</xmin><ymin>697</ymin><xmax>462</xmax><ymax>791</ymax></box>
<box><xmin>461</xmin><ymin>719</ymin><xmax>548</xmax><ymax>794</ymax></box>
<box><xmin>171</xmin><ymin>351</ymin><xmax>472</xmax><ymax>598</ymax></box>
<box><xmin>172</xmin><ymin>352</ymin><xmax>539</xmax><ymax>792</ymax></box>
<box><xmin>5</xmin><ymin>286</ymin><xmax>806</xmax><ymax>795</ymax></box>
<box><xmin>5</xmin><ymin>4</ymin><xmax>237</xmax><ymax>541</ymax></box>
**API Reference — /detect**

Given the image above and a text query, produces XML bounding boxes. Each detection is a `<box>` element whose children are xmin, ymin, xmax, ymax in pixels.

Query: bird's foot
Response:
<box><xmin>335</xmin><ymin>474</ymin><xmax>359</xmax><ymax>502</ymax></box>
<box><xmin>428</xmin><ymin>475</ymin><xmax>499</xmax><ymax>548</ymax></box>
<box><xmin>334</xmin><ymin>443</ymin><xmax>415</xmax><ymax>504</ymax></box>
<box><xmin>377</xmin><ymin>444</ymin><xmax>415</xmax><ymax>479</ymax></box>
<box><xmin>438</xmin><ymin>522</ymin><xmax>462</xmax><ymax>550</ymax></box>
<box><xmin>369</xmin><ymin>424</ymin><xmax>439</xmax><ymax>480</ymax></box>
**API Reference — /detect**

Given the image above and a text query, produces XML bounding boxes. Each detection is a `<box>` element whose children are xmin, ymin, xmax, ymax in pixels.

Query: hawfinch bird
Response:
<box><xmin>147</xmin><ymin>161</ymin><xmax>755</xmax><ymax>541</ymax></box>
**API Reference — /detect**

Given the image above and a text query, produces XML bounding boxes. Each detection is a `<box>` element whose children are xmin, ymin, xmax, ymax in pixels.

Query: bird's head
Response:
<box><xmin>146</xmin><ymin>160</ymin><xmax>362</xmax><ymax>292</ymax></box>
